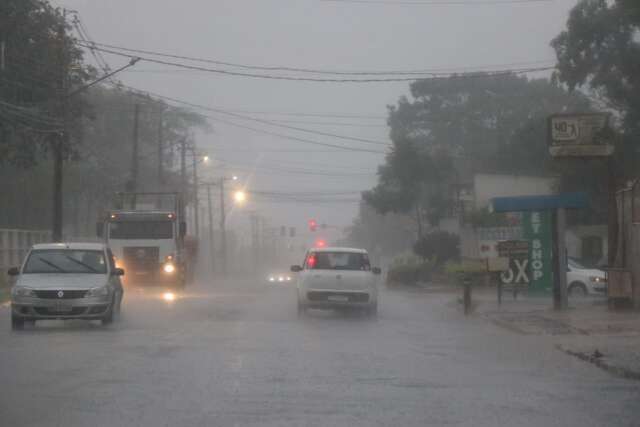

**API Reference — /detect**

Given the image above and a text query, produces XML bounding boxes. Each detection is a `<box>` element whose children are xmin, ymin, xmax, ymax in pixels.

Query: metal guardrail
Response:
<box><xmin>0</xmin><ymin>229</ymin><xmax>51</xmax><ymax>270</ymax></box>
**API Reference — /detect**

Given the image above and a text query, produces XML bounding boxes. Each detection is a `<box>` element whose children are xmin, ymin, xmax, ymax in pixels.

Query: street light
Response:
<box><xmin>233</xmin><ymin>190</ymin><xmax>247</xmax><ymax>204</ymax></box>
<box><xmin>203</xmin><ymin>155</ymin><xmax>210</xmax><ymax>163</ymax></box>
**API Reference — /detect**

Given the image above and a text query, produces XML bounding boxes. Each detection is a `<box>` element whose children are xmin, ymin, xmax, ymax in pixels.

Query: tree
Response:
<box><xmin>551</xmin><ymin>0</ymin><xmax>640</xmax><ymax>188</ymax></box>
<box><xmin>0</xmin><ymin>0</ymin><xmax>94</xmax><ymax>166</ymax></box>
<box><xmin>412</xmin><ymin>231</ymin><xmax>460</xmax><ymax>266</ymax></box>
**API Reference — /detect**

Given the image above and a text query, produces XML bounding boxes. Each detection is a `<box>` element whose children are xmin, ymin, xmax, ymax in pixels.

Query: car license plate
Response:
<box><xmin>328</xmin><ymin>295</ymin><xmax>349</xmax><ymax>303</ymax></box>
<box><xmin>52</xmin><ymin>303</ymin><xmax>72</xmax><ymax>313</ymax></box>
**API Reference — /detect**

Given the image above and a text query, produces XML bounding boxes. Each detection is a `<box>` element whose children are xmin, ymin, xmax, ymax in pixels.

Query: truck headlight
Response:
<box><xmin>163</xmin><ymin>263</ymin><xmax>176</xmax><ymax>274</ymax></box>
<box><xmin>86</xmin><ymin>286</ymin><xmax>110</xmax><ymax>297</ymax></box>
<box><xmin>12</xmin><ymin>287</ymin><xmax>36</xmax><ymax>298</ymax></box>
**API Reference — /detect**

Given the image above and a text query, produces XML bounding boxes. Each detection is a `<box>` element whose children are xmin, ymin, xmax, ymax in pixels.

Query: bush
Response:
<box><xmin>413</xmin><ymin>231</ymin><xmax>460</xmax><ymax>266</ymax></box>
<box><xmin>386</xmin><ymin>258</ymin><xmax>434</xmax><ymax>286</ymax></box>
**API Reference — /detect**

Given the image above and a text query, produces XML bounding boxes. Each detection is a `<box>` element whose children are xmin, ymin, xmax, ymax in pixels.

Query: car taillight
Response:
<box><xmin>307</xmin><ymin>255</ymin><xmax>316</xmax><ymax>268</ymax></box>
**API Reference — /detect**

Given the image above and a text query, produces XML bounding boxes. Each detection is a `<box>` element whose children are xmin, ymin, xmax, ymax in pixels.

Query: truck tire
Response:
<box><xmin>11</xmin><ymin>314</ymin><xmax>24</xmax><ymax>330</ymax></box>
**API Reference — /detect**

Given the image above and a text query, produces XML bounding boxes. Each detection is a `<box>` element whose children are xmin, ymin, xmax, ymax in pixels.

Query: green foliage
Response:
<box><xmin>0</xmin><ymin>0</ymin><xmax>95</xmax><ymax>167</ymax></box>
<box><xmin>552</xmin><ymin>0</ymin><xmax>640</xmax><ymax>133</ymax></box>
<box><xmin>465</xmin><ymin>208</ymin><xmax>509</xmax><ymax>228</ymax></box>
<box><xmin>386</xmin><ymin>259</ymin><xmax>434</xmax><ymax>286</ymax></box>
<box><xmin>412</xmin><ymin>231</ymin><xmax>460</xmax><ymax>266</ymax></box>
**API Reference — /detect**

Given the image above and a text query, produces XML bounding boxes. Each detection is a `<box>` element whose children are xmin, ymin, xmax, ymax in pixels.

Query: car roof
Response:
<box><xmin>309</xmin><ymin>247</ymin><xmax>367</xmax><ymax>254</ymax></box>
<box><xmin>31</xmin><ymin>242</ymin><xmax>106</xmax><ymax>251</ymax></box>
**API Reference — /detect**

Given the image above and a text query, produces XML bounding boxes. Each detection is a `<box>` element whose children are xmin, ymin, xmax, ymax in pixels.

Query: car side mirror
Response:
<box><xmin>7</xmin><ymin>267</ymin><xmax>19</xmax><ymax>276</ymax></box>
<box><xmin>372</xmin><ymin>267</ymin><xmax>382</xmax><ymax>275</ymax></box>
<box><xmin>290</xmin><ymin>265</ymin><xmax>302</xmax><ymax>272</ymax></box>
<box><xmin>112</xmin><ymin>268</ymin><xmax>125</xmax><ymax>276</ymax></box>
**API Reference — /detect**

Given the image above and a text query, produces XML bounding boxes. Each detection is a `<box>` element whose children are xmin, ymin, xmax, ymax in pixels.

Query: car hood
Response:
<box><xmin>16</xmin><ymin>273</ymin><xmax>108</xmax><ymax>290</ymax></box>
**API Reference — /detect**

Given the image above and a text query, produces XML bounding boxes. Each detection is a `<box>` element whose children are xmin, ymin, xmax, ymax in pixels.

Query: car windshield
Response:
<box><xmin>23</xmin><ymin>250</ymin><xmax>107</xmax><ymax>274</ymax></box>
<box><xmin>305</xmin><ymin>251</ymin><xmax>370</xmax><ymax>271</ymax></box>
<box><xmin>568</xmin><ymin>258</ymin><xmax>587</xmax><ymax>269</ymax></box>
<box><xmin>109</xmin><ymin>221</ymin><xmax>173</xmax><ymax>239</ymax></box>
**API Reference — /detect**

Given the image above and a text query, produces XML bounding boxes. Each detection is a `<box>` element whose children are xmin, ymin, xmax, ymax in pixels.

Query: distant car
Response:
<box><xmin>292</xmin><ymin>247</ymin><xmax>381</xmax><ymax>317</ymax></box>
<box><xmin>9</xmin><ymin>242</ymin><xmax>124</xmax><ymax>330</ymax></box>
<box><xmin>266</xmin><ymin>273</ymin><xmax>292</xmax><ymax>284</ymax></box>
<box><xmin>567</xmin><ymin>257</ymin><xmax>607</xmax><ymax>297</ymax></box>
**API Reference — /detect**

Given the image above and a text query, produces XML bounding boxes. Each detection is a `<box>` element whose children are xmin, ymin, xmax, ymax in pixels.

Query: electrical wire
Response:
<box><xmin>320</xmin><ymin>0</ymin><xmax>552</xmax><ymax>4</ymax></box>
<box><xmin>84</xmin><ymin>44</ymin><xmax>555</xmax><ymax>83</ymax></box>
<box><xmin>75</xmin><ymin>39</ymin><xmax>554</xmax><ymax>76</ymax></box>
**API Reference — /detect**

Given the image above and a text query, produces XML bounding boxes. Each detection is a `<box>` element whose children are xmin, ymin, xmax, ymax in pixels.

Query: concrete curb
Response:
<box><xmin>557</xmin><ymin>344</ymin><xmax>640</xmax><ymax>381</ymax></box>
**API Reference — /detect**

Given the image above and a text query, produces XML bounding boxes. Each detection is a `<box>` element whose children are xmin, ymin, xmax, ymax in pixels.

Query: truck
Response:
<box><xmin>97</xmin><ymin>192</ymin><xmax>194</xmax><ymax>289</ymax></box>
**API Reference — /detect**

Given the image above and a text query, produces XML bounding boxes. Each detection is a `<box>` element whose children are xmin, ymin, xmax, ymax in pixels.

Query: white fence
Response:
<box><xmin>0</xmin><ymin>229</ymin><xmax>51</xmax><ymax>269</ymax></box>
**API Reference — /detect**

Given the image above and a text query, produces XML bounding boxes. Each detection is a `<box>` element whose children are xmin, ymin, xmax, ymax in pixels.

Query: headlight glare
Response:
<box><xmin>163</xmin><ymin>263</ymin><xmax>176</xmax><ymax>274</ymax></box>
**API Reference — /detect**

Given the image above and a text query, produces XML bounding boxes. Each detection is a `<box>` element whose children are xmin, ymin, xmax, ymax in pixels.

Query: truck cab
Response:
<box><xmin>98</xmin><ymin>193</ymin><xmax>188</xmax><ymax>288</ymax></box>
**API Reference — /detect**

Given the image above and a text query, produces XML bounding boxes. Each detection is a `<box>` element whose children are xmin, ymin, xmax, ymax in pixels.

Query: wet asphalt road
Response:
<box><xmin>0</xmin><ymin>278</ymin><xmax>639</xmax><ymax>427</ymax></box>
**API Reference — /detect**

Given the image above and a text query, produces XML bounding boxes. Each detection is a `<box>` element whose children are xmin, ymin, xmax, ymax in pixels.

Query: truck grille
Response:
<box><xmin>35</xmin><ymin>290</ymin><xmax>87</xmax><ymax>299</ymax></box>
<box><xmin>123</xmin><ymin>246</ymin><xmax>159</xmax><ymax>271</ymax></box>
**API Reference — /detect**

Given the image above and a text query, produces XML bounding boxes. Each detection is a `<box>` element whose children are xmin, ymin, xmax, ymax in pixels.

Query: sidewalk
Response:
<box><xmin>468</xmin><ymin>287</ymin><xmax>640</xmax><ymax>380</ymax></box>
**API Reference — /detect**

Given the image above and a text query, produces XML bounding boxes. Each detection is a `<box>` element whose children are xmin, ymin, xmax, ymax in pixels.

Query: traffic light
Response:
<box><xmin>308</xmin><ymin>219</ymin><xmax>317</xmax><ymax>232</ymax></box>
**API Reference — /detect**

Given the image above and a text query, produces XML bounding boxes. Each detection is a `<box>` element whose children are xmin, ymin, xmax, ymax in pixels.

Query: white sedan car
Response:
<box><xmin>9</xmin><ymin>242</ymin><xmax>124</xmax><ymax>329</ymax></box>
<box><xmin>567</xmin><ymin>258</ymin><xmax>607</xmax><ymax>297</ymax></box>
<box><xmin>292</xmin><ymin>247</ymin><xmax>381</xmax><ymax>316</ymax></box>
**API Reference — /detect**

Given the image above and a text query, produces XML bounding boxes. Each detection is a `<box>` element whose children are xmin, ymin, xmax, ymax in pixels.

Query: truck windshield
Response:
<box><xmin>109</xmin><ymin>221</ymin><xmax>173</xmax><ymax>239</ymax></box>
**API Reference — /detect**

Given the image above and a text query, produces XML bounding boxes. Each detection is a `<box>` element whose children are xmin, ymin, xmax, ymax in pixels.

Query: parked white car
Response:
<box><xmin>567</xmin><ymin>257</ymin><xmax>607</xmax><ymax>297</ymax></box>
<box><xmin>292</xmin><ymin>247</ymin><xmax>381</xmax><ymax>316</ymax></box>
<box><xmin>9</xmin><ymin>242</ymin><xmax>124</xmax><ymax>329</ymax></box>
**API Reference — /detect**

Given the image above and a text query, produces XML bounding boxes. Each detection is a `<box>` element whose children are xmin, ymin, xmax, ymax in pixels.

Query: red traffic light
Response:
<box><xmin>308</xmin><ymin>219</ymin><xmax>317</xmax><ymax>232</ymax></box>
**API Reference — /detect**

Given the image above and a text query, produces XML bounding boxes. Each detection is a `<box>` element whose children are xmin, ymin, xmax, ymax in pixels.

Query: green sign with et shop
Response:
<box><xmin>522</xmin><ymin>211</ymin><xmax>552</xmax><ymax>293</ymax></box>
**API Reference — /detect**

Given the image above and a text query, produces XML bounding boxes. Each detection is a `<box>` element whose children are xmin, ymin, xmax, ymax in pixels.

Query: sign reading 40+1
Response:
<box><xmin>548</xmin><ymin>113</ymin><xmax>614</xmax><ymax>157</ymax></box>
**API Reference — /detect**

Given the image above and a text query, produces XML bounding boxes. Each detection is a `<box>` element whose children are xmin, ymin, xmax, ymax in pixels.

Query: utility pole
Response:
<box><xmin>219</xmin><ymin>178</ymin><xmax>227</xmax><ymax>276</ymax></box>
<box><xmin>192</xmin><ymin>149</ymin><xmax>199</xmax><ymax>238</ymax></box>
<box><xmin>157</xmin><ymin>106</ymin><xmax>165</xmax><ymax>188</ymax></box>
<box><xmin>206</xmin><ymin>184</ymin><xmax>215</xmax><ymax>275</ymax></box>
<box><xmin>52</xmin><ymin>9</ymin><xmax>68</xmax><ymax>242</ymax></box>
<box><xmin>180</xmin><ymin>137</ymin><xmax>187</xmax><ymax>196</ymax></box>
<box><xmin>129</xmin><ymin>103</ymin><xmax>140</xmax><ymax>193</ymax></box>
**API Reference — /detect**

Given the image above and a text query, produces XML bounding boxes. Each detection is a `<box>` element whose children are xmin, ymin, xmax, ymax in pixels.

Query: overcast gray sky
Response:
<box><xmin>53</xmin><ymin>0</ymin><xmax>578</xmax><ymax>239</ymax></box>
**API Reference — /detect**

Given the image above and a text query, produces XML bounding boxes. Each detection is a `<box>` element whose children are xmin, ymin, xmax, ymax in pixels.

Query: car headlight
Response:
<box><xmin>86</xmin><ymin>286</ymin><xmax>110</xmax><ymax>297</ymax></box>
<box><xmin>163</xmin><ymin>263</ymin><xmax>176</xmax><ymax>274</ymax></box>
<box><xmin>286</xmin><ymin>276</ymin><xmax>292</xmax><ymax>281</ymax></box>
<box><xmin>590</xmin><ymin>276</ymin><xmax>606</xmax><ymax>283</ymax></box>
<box><xmin>268</xmin><ymin>277</ymin><xmax>275</xmax><ymax>282</ymax></box>
<box><xmin>11</xmin><ymin>287</ymin><xmax>36</xmax><ymax>298</ymax></box>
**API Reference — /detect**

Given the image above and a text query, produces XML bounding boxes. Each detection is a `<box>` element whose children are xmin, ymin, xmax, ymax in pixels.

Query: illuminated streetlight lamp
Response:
<box><xmin>233</xmin><ymin>190</ymin><xmax>247</xmax><ymax>204</ymax></box>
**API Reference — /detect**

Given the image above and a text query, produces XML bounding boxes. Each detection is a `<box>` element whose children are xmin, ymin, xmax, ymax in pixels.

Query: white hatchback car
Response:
<box><xmin>292</xmin><ymin>247</ymin><xmax>381</xmax><ymax>316</ymax></box>
<box><xmin>567</xmin><ymin>257</ymin><xmax>607</xmax><ymax>297</ymax></box>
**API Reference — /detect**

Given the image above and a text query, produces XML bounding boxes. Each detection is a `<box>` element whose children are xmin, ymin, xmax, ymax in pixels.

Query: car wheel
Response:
<box><xmin>367</xmin><ymin>303</ymin><xmax>378</xmax><ymax>318</ymax></box>
<box><xmin>11</xmin><ymin>315</ymin><xmax>24</xmax><ymax>330</ymax></box>
<box><xmin>101</xmin><ymin>298</ymin><xmax>115</xmax><ymax>325</ymax></box>
<box><xmin>568</xmin><ymin>282</ymin><xmax>588</xmax><ymax>297</ymax></box>
<box><xmin>297</xmin><ymin>300</ymin><xmax>307</xmax><ymax>317</ymax></box>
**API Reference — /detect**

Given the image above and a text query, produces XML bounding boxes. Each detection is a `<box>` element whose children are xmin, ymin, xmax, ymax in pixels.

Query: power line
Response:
<box><xmin>116</xmin><ymin>84</ymin><xmax>388</xmax><ymax>153</ymax></box>
<box><xmin>76</xmin><ymin>39</ymin><xmax>553</xmax><ymax>76</ymax></box>
<box><xmin>320</xmin><ymin>0</ymin><xmax>552</xmax><ymax>4</ymax></box>
<box><xmin>83</xmin><ymin>44</ymin><xmax>555</xmax><ymax>83</ymax></box>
